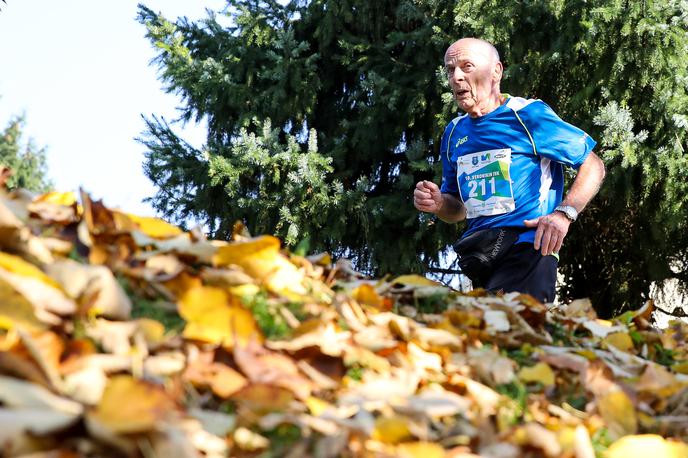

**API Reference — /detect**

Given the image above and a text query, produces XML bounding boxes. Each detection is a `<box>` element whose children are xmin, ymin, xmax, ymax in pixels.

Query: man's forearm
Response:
<box><xmin>560</xmin><ymin>152</ymin><xmax>606</xmax><ymax>212</ymax></box>
<box><xmin>435</xmin><ymin>193</ymin><xmax>467</xmax><ymax>223</ymax></box>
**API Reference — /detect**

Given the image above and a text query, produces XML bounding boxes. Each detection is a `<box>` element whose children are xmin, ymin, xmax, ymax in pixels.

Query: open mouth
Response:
<box><xmin>456</xmin><ymin>88</ymin><xmax>471</xmax><ymax>97</ymax></box>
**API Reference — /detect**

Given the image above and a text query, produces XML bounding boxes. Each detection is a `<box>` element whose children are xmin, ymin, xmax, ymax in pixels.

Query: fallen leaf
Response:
<box><xmin>184</xmin><ymin>361</ymin><xmax>247</xmax><ymax>398</ymax></box>
<box><xmin>0</xmin><ymin>276</ymin><xmax>47</xmax><ymax>332</ymax></box>
<box><xmin>392</xmin><ymin>274</ymin><xmax>441</xmax><ymax>287</ymax></box>
<box><xmin>86</xmin><ymin>375</ymin><xmax>179</xmax><ymax>434</ymax></box>
<box><xmin>234</xmin><ymin>340</ymin><xmax>313</xmax><ymax>400</ymax></box>
<box><xmin>113</xmin><ymin>211</ymin><xmax>183</xmax><ymax>239</ymax></box>
<box><xmin>518</xmin><ymin>362</ymin><xmax>555</xmax><ymax>387</ymax></box>
<box><xmin>396</xmin><ymin>441</ymin><xmax>446</xmax><ymax>458</ymax></box>
<box><xmin>178</xmin><ymin>285</ymin><xmax>262</xmax><ymax>348</ymax></box>
<box><xmin>602</xmin><ymin>332</ymin><xmax>634</xmax><ymax>352</ymax></box>
<box><xmin>596</xmin><ymin>388</ymin><xmax>638</xmax><ymax>439</ymax></box>
<box><xmin>212</xmin><ymin>235</ymin><xmax>306</xmax><ymax>295</ymax></box>
<box><xmin>371</xmin><ymin>415</ymin><xmax>413</xmax><ymax>444</ymax></box>
<box><xmin>604</xmin><ymin>434</ymin><xmax>688</xmax><ymax>458</ymax></box>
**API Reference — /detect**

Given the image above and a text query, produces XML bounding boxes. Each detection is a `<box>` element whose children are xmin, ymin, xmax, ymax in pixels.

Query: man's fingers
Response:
<box><xmin>554</xmin><ymin>234</ymin><xmax>565</xmax><ymax>254</ymax></box>
<box><xmin>414</xmin><ymin>189</ymin><xmax>431</xmax><ymax>200</ymax></box>
<box><xmin>533</xmin><ymin>222</ymin><xmax>544</xmax><ymax>250</ymax></box>
<box><xmin>540</xmin><ymin>229</ymin><xmax>552</xmax><ymax>256</ymax></box>
<box><xmin>523</xmin><ymin>217</ymin><xmax>540</xmax><ymax>228</ymax></box>
<box><xmin>546</xmin><ymin>234</ymin><xmax>559</xmax><ymax>256</ymax></box>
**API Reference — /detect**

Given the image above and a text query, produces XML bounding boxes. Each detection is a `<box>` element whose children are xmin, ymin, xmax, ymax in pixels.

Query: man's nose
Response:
<box><xmin>452</xmin><ymin>67</ymin><xmax>465</xmax><ymax>82</ymax></box>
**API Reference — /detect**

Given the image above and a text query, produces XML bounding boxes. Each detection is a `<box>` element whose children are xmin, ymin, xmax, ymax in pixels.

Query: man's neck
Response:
<box><xmin>467</xmin><ymin>91</ymin><xmax>505</xmax><ymax>118</ymax></box>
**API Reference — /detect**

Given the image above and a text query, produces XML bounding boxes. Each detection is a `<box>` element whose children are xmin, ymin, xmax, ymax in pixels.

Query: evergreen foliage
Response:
<box><xmin>137</xmin><ymin>0</ymin><xmax>688</xmax><ymax>314</ymax></box>
<box><xmin>0</xmin><ymin>115</ymin><xmax>52</xmax><ymax>193</ymax></box>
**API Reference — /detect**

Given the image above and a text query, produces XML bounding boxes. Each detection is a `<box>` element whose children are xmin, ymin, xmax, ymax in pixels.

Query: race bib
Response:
<box><xmin>457</xmin><ymin>148</ymin><xmax>515</xmax><ymax>219</ymax></box>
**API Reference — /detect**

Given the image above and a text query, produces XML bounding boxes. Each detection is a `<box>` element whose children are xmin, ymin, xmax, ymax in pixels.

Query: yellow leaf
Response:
<box><xmin>602</xmin><ymin>332</ymin><xmax>634</xmax><ymax>352</ymax></box>
<box><xmin>86</xmin><ymin>375</ymin><xmax>178</xmax><ymax>434</ymax></box>
<box><xmin>391</xmin><ymin>274</ymin><xmax>440</xmax><ymax>287</ymax></box>
<box><xmin>352</xmin><ymin>283</ymin><xmax>383</xmax><ymax>307</ymax></box>
<box><xmin>597</xmin><ymin>388</ymin><xmax>637</xmax><ymax>439</ymax></box>
<box><xmin>672</xmin><ymin>360</ymin><xmax>688</xmax><ymax>374</ymax></box>
<box><xmin>604</xmin><ymin>434</ymin><xmax>688</xmax><ymax>458</ymax></box>
<box><xmin>136</xmin><ymin>318</ymin><xmax>166</xmax><ymax>346</ymax></box>
<box><xmin>178</xmin><ymin>285</ymin><xmax>262</xmax><ymax>348</ymax></box>
<box><xmin>518</xmin><ymin>362</ymin><xmax>555</xmax><ymax>386</ymax></box>
<box><xmin>33</xmin><ymin>191</ymin><xmax>77</xmax><ymax>206</ymax></box>
<box><xmin>113</xmin><ymin>211</ymin><xmax>183</xmax><ymax>239</ymax></box>
<box><xmin>395</xmin><ymin>442</ymin><xmax>446</xmax><ymax>458</ymax></box>
<box><xmin>229</xmin><ymin>283</ymin><xmax>261</xmax><ymax>298</ymax></box>
<box><xmin>0</xmin><ymin>252</ymin><xmax>62</xmax><ymax>290</ymax></box>
<box><xmin>372</xmin><ymin>416</ymin><xmax>412</xmax><ymax>444</ymax></box>
<box><xmin>212</xmin><ymin>236</ymin><xmax>305</xmax><ymax>295</ymax></box>
<box><xmin>0</xmin><ymin>277</ymin><xmax>46</xmax><ymax>332</ymax></box>
<box><xmin>305</xmin><ymin>396</ymin><xmax>332</xmax><ymax>417</ymax></box>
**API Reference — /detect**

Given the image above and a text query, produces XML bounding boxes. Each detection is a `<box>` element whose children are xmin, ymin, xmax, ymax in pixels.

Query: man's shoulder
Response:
<box><xmin>505</xmin><ymin>96</ymin><xmax>542</xmax><ymax>112</ymax></box>
<box><xmin>443</xmin><ymin>113</ymin><xmax>469</xmax><ymax>135</ymax></box>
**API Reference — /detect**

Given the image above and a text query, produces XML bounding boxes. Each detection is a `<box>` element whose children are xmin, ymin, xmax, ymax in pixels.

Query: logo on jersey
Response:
<box><xmin>456</xmin><ymin>136</ymin><xmax>468</xmax><ymax>147</ymax></box>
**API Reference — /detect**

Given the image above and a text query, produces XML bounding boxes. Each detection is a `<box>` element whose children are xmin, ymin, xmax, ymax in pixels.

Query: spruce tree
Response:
<box><xmin>0</xmin><ymin>115</ymin><xmax>52</xmax><ymax>193</ymax></box>
<box><xmin>138</xmin><ymin>0</ymin><xmax>688</xmax><ymax>314</ymax></box>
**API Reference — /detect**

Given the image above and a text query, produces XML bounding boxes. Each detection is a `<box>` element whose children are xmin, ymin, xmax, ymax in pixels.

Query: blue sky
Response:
<box><xmin>0</xmin><ymin>0</ymin><xmax>228</xmax><ymax>215</ymax></box>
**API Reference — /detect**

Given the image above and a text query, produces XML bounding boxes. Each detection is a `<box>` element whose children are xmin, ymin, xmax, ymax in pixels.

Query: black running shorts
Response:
<box><xmin>480</xmin><ymin>242</ymin><xmax>558</xmax><ymax>303</ymax></box>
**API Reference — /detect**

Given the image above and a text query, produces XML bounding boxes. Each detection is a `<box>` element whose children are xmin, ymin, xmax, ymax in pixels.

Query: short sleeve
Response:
<box><xmin>519</xmin><ymin>101</ymin><xmax>597</xmax><ymax>169</ymax></box>
<box><xmin>439</xmin><ymin>121</ymin><xmax>460</xmax><ymax>196</ymax></box>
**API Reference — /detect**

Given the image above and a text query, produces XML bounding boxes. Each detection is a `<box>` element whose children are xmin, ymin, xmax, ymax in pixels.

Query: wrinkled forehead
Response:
<box><xmin>444</xmin><ymin>39</ymin><xmax>494</xmax><ymax>65</ymax></box>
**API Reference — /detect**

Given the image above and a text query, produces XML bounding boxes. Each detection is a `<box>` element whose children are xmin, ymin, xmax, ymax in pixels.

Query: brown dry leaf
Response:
<box><xmin>17</xmin><ymin>329</ymin><xmax>65</xmax><ymax>390</ymax></box>
<box><xmin>231</xmin><ymin>383</ymin><xmax>295</xmax><ymax>414</ymax></box>
<box><xmin>212</xmin><ymin>235</ymin><xmax>306</xmax><ymax>295</ymax></box>
<box><xmin>517</xmin><ymin>423</ymin><xmax>561</xmax><ymax>457</ymax></box>
<box><xmin>0</xmin><ymin>375</ymin><xmax>82</xmax><ymax>414</ymax></box>
<box><xmin>44</xmin><ymin>260</ymin><xmax>131</xmax><ymax>319</ymax></box>
<box><xmin>184</xmin><ymin>360</ymin><xmax>247</xmax><ymax>398</ymax></box>
<box><xmin>635</xmin><ymin>363</ymin><xmax>687</xmax><ymax>398</ymax></box>
<box><xmin>178</xmin><ymin>285</ymin><xmax>262</xmax><ymax>348</ymax></box>
<box><xmin>28</xmin><ymin>191</ymin><xmax>79</xmax><ymax>223</ymax></box>
<box><xmin>267</xmin><ymin>321</ymin><xmax>351</xmax><ymax>357</ymax></box>
<box><xmin>233</xmin><ymin>339</ymin><xmax>314</xmax><ymax>400</ymax></box>
<box><xmin>86</xmin><ymin>374</ymin><xmax>179</xmax><ymax>435</ymax></box>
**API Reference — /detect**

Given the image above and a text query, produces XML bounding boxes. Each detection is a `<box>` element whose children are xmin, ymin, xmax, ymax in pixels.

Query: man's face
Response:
<box><xmin>444</xmin><ymin>40</ymin><xmax>499</xmax><ymax>113</ymax></box>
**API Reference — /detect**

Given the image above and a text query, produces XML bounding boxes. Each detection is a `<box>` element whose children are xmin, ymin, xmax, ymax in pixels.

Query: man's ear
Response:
<box><xmin>493</xmin><ymin>61</ymin><xmax>503</xmax><ymax>82</ymax></box>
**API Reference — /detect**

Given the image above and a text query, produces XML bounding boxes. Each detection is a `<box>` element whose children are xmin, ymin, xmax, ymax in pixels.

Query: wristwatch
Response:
<box><xmin>554</xmin><ymin>205</ymin><xmax>578</xmax><ymax>222</ymax></box>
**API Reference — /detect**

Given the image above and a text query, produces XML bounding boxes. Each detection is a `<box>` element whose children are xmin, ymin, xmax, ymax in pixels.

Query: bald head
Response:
<box><xmin>446</xmin><ymin>38</ymin><xmax>500</xmax><ymax>64</ymax></box>
<box><xmin>443</xmin><ymin>37</ymin><xmax>504</xmax><ymax>117</ymax></box>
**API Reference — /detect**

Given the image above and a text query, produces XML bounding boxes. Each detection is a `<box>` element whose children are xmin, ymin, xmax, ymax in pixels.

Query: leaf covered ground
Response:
<box><xmin>0</xmin><ymin>188</ymin><xmax>686</xmax><ymax>458</ymax></box>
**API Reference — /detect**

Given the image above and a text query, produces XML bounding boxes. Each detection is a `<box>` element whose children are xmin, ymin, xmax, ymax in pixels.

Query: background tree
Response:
<box><xmin>0</xmin><ymin>115</ymin><xmax>52</xmax><ymax>192</ymax></box>
<box><xmin>138</xmin><ymin>0</ymin><xmax>688</xmax><ymax>315</ymax></box>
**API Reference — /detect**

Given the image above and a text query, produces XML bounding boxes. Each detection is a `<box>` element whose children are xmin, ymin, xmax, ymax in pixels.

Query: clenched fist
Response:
<box><xmin>414</xmin><ymin>180</ymin><xmax>443</xmax><ymax>213</ymax></box>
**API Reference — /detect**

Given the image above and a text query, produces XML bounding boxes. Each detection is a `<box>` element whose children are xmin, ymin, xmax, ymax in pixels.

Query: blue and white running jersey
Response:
<box><xmin>440</xmin><ymin>96</ymin><xmax>597</xmax><ymax>243</ymax></box>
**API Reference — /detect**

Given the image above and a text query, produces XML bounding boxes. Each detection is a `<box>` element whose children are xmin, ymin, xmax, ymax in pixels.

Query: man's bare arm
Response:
<box><xmin>559</xmin><ymin>151</ymin><xmax>606</xmax><ymax>213</ymax></box>
<box><xmin>524</xmin><ymin>152</ymin><xmax>606</xmax><ymax>255</ymax></box>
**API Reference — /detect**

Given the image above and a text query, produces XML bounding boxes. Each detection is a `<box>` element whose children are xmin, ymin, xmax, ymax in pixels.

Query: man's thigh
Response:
<box><xmin>484</xmin><ymin>242</ymin><xmax>558</xmax><ymax>303</ymax></box>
